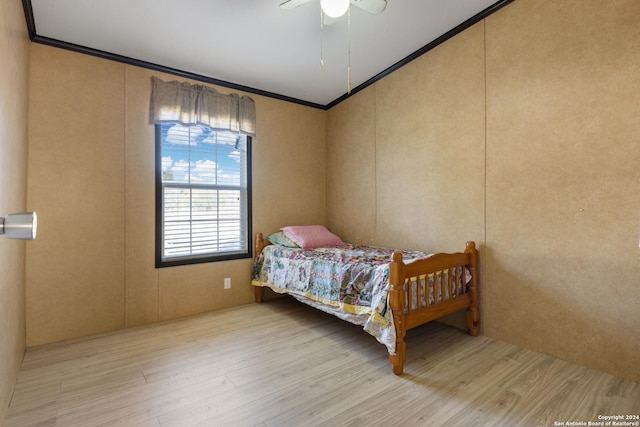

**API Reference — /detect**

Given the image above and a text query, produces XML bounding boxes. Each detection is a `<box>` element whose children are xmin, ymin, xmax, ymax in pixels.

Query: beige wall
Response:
<box><xmin>328</xmin><ymin>22</ymin><xmax>486</xmax><ymax>253</ymax></box>
<box><xmin>26</xmin><ymin>45</ymin><xmax>327</xmax><ymax>346</ymax></box>
<box><xmin>0</xmin><ymin>0</ymin><xmax>30</xmax><ymax>420</ymax></box>
<box><xmin>328</xmin><ymin>0</ymin><xmax>640</xmax><ymax>382</ymax></box>
<box><xmin>484</xmin><ymin>0</ymin><xmax>640</xmax><ymax>382</ymax></box>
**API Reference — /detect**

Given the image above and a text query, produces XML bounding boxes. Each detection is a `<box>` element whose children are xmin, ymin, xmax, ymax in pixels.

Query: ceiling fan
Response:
<box><xmin>280</xmin><ymin>0</ymin><xmax>387</xmax><ymax>93</ymax></box>
<box><xmin>279</xmin><ymin>0</ymin><xmax>387</xmax><ymax>18</ymax></box>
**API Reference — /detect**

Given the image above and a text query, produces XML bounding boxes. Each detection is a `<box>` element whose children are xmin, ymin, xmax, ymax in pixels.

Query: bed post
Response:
<box><xmin>465</xmin><ymin>241</ymin><xmax>480</xmax><ymax>336</ymax></box>
<box><xmin>253</xmin><ymin>233</ymin><xmax>267</xmax><ymax>303</ymax></box>
<box><xmin>388</xmin><ymin>251</ymin><xmax>407</xmax><ymax>375</ymax></box>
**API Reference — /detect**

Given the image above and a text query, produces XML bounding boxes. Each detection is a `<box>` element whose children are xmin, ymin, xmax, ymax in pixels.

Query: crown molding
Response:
<box><xmin>22</xmin><ymin>0</ymin><xmax>514</xmax><ymax>110</ymax></box>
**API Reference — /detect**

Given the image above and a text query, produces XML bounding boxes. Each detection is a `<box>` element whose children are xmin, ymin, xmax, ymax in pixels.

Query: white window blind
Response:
<box><xmin>156</xmin><ymin>123</ymin><xmax>251</xmax><ymax>267</ymax></box>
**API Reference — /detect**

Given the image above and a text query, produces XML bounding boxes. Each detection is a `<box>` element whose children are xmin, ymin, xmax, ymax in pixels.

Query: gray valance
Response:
<box><xmin>149</xmin><ymin>76</ymin><xmax>256</xmax><ymax>137</ymax></box>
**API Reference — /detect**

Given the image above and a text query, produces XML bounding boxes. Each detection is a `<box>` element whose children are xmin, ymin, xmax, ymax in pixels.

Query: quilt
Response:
<box><xmin>251</xmin><ymin>244</ymin><xmax>432</xmax><ymax>354</ymax></box>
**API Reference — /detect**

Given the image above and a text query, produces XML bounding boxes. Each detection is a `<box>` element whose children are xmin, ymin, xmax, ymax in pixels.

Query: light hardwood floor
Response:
<box><xmin>4</xmin><ymin>297</ymin><xmax>639</xmax><ymax>426</ymax></box>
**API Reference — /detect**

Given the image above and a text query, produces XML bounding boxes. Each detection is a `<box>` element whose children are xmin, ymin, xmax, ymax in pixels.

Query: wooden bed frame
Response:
<box><xmin>253</xmin><ymin>232</ymin><xmax>480</xmax><ymax>375</ymax></box>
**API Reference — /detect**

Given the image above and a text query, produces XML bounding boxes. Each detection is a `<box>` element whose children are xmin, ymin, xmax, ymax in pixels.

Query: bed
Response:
<box><xmin>251</xmin><ymin>227</ymin><xmax>479</xmax><ymax>375</ymax></box>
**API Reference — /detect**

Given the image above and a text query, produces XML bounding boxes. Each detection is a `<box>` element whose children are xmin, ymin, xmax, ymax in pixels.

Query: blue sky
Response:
<box><xmin>160</xmin><ymin>124</ymin><xmax>244</xmax><ymax>186</ymax></box>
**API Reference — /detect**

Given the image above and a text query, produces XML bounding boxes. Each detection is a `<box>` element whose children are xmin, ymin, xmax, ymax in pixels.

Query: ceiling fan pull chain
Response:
<box><xmin>320</xmin><ymin>1</ymin><xmax>325</xmax><ymax>68</ymax></box>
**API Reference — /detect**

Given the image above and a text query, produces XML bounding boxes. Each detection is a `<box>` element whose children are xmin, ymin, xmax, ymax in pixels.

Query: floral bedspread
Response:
<box><xmin>251</xmin><ymin>244</ymin><xmax>431</xmax><ymax>354</ymax></box>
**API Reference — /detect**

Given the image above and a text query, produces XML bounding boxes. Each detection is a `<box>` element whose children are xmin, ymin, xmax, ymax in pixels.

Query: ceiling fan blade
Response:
<box><xmin>279</xmin><ymin>0</ymin><xmax>311</xmax><ymax>9</ymax></box>
<box><xmin>351</xmin><ymin>0</ymin><xmax>387</xmax><ymax>14</ymax></box>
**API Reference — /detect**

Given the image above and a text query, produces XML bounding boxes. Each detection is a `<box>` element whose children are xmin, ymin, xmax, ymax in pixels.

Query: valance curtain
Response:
<box><xmin>149</xmin><ymin>76</ymin><xmax>256</xmax><ymax>137</ymax></box>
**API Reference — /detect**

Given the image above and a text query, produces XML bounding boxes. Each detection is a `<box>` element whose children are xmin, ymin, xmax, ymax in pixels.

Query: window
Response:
<box><xmin>155</xmin><ymin>123</ymin><xmax>252</xmax><ymax>267</ymax></box>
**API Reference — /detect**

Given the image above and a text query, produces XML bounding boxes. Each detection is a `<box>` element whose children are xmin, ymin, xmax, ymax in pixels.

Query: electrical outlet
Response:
<box><xmin>224</xmin><ymin>277</ymin><xmax>231</xmax><ymax>289</ymax></box>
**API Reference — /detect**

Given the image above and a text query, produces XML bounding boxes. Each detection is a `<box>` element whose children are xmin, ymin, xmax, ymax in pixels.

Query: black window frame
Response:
<box><xmin>155</xmin><ymin>124</ymin><xmax>252</xmax><ymax>268</ymax></box>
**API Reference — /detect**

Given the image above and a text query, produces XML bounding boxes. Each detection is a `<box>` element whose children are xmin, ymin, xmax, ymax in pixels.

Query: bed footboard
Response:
<box><xmin>388</xmin><ymin>241</ymin><xmax>479</xmax><ymax>375</ymax></box>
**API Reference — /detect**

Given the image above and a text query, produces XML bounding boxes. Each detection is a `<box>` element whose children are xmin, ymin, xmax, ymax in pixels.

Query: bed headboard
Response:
<box><xmin>254</xmin><ymin>232</ymin><xmax>271</xmax><ymax>258</ymax></box>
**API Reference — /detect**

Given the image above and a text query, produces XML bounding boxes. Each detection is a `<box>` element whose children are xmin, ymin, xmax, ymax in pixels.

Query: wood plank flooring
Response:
<box><xmin>4</xmin><ymin>297</ymin><xmax>639</xmax><ymax>426</ymax></box>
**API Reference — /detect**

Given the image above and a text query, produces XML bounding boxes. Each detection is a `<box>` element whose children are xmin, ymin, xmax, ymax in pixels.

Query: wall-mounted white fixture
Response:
<box><xmin>0</xmin><ymin>212</ymin><xmax>37</xmax><ymax>240</ymax></box>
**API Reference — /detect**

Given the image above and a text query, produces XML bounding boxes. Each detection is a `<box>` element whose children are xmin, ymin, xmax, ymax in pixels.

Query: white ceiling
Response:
<box><xmin>28</xmin><ymin>0</ymin><xmax>505</xmax><ymax>107</ymax></box>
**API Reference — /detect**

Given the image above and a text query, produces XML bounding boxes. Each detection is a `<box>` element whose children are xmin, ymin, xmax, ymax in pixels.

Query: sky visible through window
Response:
<box><xmin>160</xmin><ymin>124</ymin><xmax>243</xmax><ymax>186</ymax></box>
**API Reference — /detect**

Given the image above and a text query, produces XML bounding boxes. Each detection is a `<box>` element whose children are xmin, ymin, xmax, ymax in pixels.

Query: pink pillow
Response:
<box><xmin>281</xmin><ymin>225</ymin><xmax>345</xmax><ymax>250</ymax></box>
